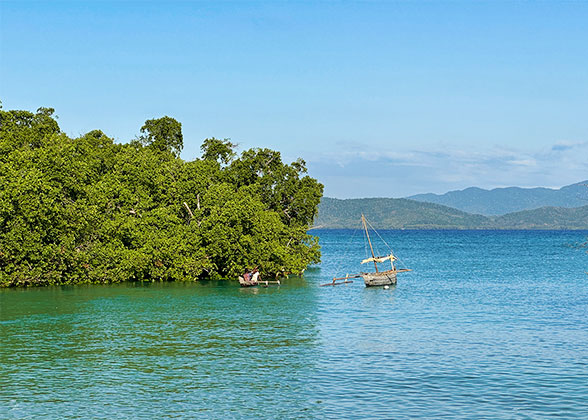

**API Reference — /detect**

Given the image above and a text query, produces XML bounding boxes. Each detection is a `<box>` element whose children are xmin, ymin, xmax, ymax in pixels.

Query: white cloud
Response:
<box><xmin>507</xmin><ymin>159</ymin><xmax>537</xmax><ymax>167</ymax></box>
<box><xmin>307</xmin><ymin>140</ymin><xmax>588</xmax><ymax>197</ymax></box>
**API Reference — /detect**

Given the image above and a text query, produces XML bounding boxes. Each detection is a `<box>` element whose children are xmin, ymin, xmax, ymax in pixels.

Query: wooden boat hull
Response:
<box><xmin>240</xmin><ymin>282</ymin><xmax>258</xmax><ymax>287</ymax></box>
<box><xmin>238</xmin><ymin>276</ymin><xmax>258</xmax><ymax>287</ymax></box>
<box><xmin>361</xmin><ymin>270</ymin><xmax>397</xmax><ymax>287</ymax></box>
<box><xmin>238</xmin><ymin>276</ymin><xmax>281</xmax><ymax>287</ymax></box>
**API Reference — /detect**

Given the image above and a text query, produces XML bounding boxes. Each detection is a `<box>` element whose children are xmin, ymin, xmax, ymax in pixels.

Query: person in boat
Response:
<box><xmin>242</xmin><ymin>269</ymin><xmax>252</xmax><ymax>283</ymax></box>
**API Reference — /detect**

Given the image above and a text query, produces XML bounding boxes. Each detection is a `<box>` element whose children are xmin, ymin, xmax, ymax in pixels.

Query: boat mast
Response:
<box><xmin>361</xmin><ymin>214</ymin><xmax>378</xmax><ymax>273</ymax></box>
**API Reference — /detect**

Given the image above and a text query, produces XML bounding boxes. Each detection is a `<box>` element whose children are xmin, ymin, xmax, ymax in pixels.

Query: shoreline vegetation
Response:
<box><xmin>0</xmin><ymin>105</ymin><xmax>323</xmax><ymax>287</ymax></box>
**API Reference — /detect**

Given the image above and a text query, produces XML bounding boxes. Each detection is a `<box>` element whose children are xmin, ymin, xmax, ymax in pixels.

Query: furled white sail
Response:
<box><xmin>361</xmin><ymin>254</ymin><xmax>396</xmax><ymax>264</ymax></box>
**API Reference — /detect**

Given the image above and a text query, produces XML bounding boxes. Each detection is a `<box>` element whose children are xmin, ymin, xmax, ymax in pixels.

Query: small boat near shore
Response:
<box><xmin>238</xmin><ymin>272</ymin><xmax>260</xmax><ymax>287</ymax></box>
<box><xmin>322</xmin><ymin>214</ymin><xmax>411</xmax><ymax>287</ymax></box>
<box><xmin>238</xmin><ymin>271</ymin><xmax>281</xmax><ymax>287</ymax></box>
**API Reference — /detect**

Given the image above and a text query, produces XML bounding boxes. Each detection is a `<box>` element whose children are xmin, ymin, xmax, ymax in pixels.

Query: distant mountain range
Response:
<box><xmin>407</xmin><ymin>181</ymin><xmax>588</xmax><ymax>216</ymax></box>
<box><xmin>315</xmin><ymin>197</ymin><xmax>588</xmax><ymax>230</ymax></box>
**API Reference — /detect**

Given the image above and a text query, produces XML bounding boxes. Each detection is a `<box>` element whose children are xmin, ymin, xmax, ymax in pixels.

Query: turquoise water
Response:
<box><xmin>1</xmin><ymin>230</ymin><xmax>588</xmax><ymax>419</ymax></box>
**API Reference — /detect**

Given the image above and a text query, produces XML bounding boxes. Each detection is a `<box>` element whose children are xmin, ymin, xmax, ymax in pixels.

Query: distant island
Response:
<box><xmin>315</xmin><ymin>197</ymin><xmax>588</xmax><ymax>230</ymax></box>
<box><xmin>407</xmin><ymin>181</ymin><xmax>588</xmax><ymax>216</ymax></box>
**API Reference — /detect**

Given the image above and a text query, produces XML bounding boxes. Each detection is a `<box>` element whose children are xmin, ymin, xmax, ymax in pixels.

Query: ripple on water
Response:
<box><xmin>1</xmin><ymin>230</ymin><xmax>588</xmax><ymax>419</ymax></box>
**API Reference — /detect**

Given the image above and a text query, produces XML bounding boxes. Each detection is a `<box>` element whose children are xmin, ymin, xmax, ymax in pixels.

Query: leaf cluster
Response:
<box><xmin>0</xmin><ymin>107</ymin><xmax>323</xmax><ymax>286</ymax></box>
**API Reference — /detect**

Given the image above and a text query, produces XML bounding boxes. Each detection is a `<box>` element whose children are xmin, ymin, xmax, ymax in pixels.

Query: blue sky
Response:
<box><xmin>1</xmin><ymin>1</ymin><xmax>587</xmax><ymax>197</ymax></box>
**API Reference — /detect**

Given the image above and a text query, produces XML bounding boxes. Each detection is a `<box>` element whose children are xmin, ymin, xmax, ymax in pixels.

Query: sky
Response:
<box><xmin>1</xmin><ymin>0</ymin><xmax>587</xmax><ymax>197</ymax></box>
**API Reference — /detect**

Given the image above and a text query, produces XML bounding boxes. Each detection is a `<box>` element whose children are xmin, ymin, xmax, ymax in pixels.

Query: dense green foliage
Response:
<box><xmin>0</xmin><ymin>106</ymin><xmax>323</xmax><ymax>287</ymax></box>
<box><xmin>316</xmin><ymin>197</ymin><xmax>588</xmax><ymax>229</ymax></box>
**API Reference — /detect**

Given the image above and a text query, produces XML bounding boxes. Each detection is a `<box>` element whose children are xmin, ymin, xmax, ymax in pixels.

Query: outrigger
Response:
<box><xmin>321</xmin><ymin>214</ymin><xmax>411</xmax><ymax>287</ymax></box>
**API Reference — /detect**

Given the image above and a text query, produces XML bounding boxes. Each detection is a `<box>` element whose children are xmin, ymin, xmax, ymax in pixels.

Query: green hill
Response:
<box><xmin>494</xmin><ymin>205</ymin><xmax>588</xmax><ymax>229</ymax></box>
<box><xmin>408</xmin><ymin>181</ymin><xmax>588</xmax><ymax>216</ymax></box>
<box><xmin>315</xmin><ymin>197</ymin><xmax>588</xmax><ymax>229</ymax></box>
<box><xmin>316</xmin><ymin>197</ymin><xmax>491</xmax><ymax>229</ymax></box>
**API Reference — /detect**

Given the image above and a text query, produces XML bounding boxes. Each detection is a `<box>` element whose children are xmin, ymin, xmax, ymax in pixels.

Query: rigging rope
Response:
<box><xmin>341</xmin><ymin>218</ymin><xmax>365</xmax><ymax>260</ymax></box>
<box><xmin>364</xmin><ymin>218</ymin><xmax>410</xmax><ymax>270</ymax></box>
<box><xmin>365</xmin><ymin>218</ymin><xmax>391</xmax><ymax>249</ymax></box>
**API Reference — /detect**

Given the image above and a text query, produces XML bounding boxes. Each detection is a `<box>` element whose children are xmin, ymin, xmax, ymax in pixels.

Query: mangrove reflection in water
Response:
<box><xmin>2</xmin><ymin>229</ymin><xmax>588</xmax><ymax>419</ymax></box>
<box><xmin>1</xmin><ymin>281</ymin><xmax>323</xmax><ymax>419</ymax></box>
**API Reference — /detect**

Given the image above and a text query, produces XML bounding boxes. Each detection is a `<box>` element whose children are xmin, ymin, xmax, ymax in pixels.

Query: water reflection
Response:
<box><xmin>1</xmin><ymin>281</ymin><xmax>323</xmax><ymax>419</ymax></box>
<box><xmin>2</xmin><ymin>230</ymin><xmax>588</xmax><ymax>419</ymax></box>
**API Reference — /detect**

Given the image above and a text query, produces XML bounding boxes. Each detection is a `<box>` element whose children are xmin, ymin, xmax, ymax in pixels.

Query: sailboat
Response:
<box><xmin>322</xmin><ymin>214</ymin><xmax>411</xmax><ymax>287</ymax></box>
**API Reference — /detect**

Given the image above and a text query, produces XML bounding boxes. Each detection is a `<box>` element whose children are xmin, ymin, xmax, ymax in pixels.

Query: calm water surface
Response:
<box><xmin>1</xmin><ymin>230</ymin><xmax>588</xmax><ymax>419</ymax></box>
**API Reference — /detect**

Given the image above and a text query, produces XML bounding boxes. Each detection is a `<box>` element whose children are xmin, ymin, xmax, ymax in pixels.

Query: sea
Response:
<box><xmin>1</xmin><ymin>230</ymin><xmax>587</xmax><ymax>419</ymax></box>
